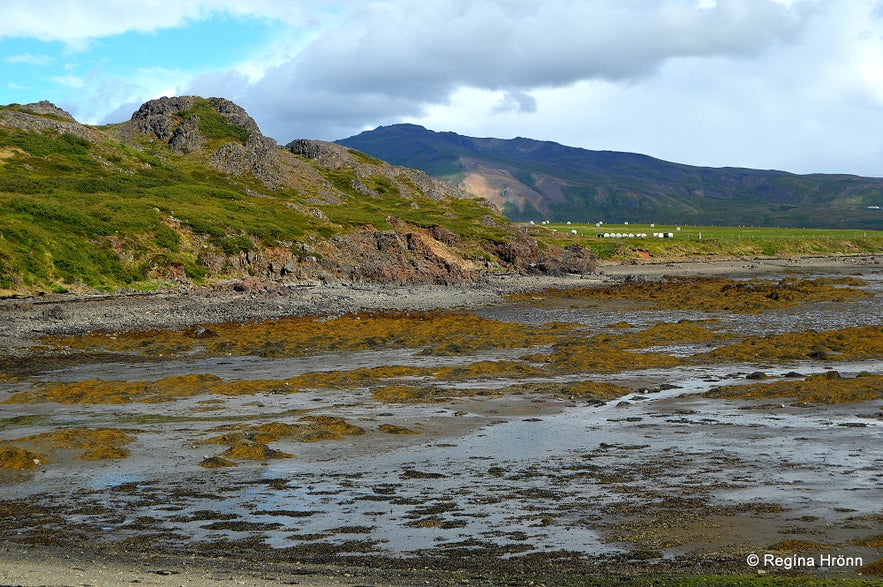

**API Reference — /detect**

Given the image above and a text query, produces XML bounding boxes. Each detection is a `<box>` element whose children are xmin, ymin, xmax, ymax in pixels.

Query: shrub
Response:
<box><xmin>175</xmin><ymin>101</ymin><xmax>249</xmax><ymax>143</ymax></box>
<box><xmin>154</xmin><ymin>224</ymin><xmax>181</xmax><ymax>251</ymax></box>
<box><xmin>215</xmin><ymin>234</ymin><xmax>254</xmax><ymax>255</ymax></box>
<box><xmin>9</xmin><ymin>132</ymin><xmax>90</xmax><ymax>157</ymax></box>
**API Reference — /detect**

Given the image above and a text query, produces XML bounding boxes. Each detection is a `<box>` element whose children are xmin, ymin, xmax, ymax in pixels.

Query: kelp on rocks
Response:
<box><xmin>0</xmin><ymin>445</ymin><xmax>47</xmax><ymax>470</ymax></box>
<box><xmin>508</xmin><ymin>276</ymin><xmax>871</xmax><ymax>313</ymax></box>
<box><xmin>696</xmin><ymin>326</ymin><xmax>883</xmax><ymax>363</ymax></box>
<box><xmin>705</xmin><ymin>372</ymin><xmax>883</xmax><ymax>403</ymax></box>
<box><xmin>44</xmin><ymin>311</ymin><xmax>574</xmax><ymax>359</ymax></box>
<box><xmin>17</xmin><ymin>427</ymin><xmax>136</xmax><ymax>460</ymax></box>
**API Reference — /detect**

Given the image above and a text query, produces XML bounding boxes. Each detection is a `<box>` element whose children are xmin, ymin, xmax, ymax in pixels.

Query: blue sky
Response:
<box><xmin>2</xmin><ymin>1</ymin><xmax>883</xmax><ymax>177</ymax></box>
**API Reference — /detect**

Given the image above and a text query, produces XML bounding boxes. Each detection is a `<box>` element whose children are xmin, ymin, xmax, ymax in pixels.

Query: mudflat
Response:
<box><xmin>1</xmin><ymin>254</ymin><xmax>881</xmax><ymax>586</ymax></box>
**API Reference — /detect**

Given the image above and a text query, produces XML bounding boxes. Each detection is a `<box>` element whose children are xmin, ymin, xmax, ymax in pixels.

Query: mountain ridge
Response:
<box><xmin>337</xmin><ymin>124</ymin><xmax>883</xmax><ymax>230</ymax></box>
<box><xmin>0</xmin><ymin>98</ymin><xmax>594</xmax><ymax>294</ymax></box>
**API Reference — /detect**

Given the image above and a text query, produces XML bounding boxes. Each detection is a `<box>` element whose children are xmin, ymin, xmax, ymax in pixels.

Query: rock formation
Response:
<box><xmin>130</xmin><ymin>96</ymin><xmax>284</xmax><ymax>188</ymax></box>
<box><xmin>0</xmin><ymin>96</ymin><xmax>597</xmax><ymax>292</ymax></box>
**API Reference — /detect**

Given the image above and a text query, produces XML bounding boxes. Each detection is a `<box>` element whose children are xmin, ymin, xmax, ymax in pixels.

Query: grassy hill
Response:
<box><xmin>0</xmin><ymin>99</ymin><xmax>542</xmax><ymax>294</ymax></box>
<box><xmin>337</xmin><ymin>124</ymin><xmax>883</xmax><ymax>230</ymax></box>
<box><xmin>3</xmin><ymin>99</ymin><xmax>879</xmax><ymax>296</ymax></box>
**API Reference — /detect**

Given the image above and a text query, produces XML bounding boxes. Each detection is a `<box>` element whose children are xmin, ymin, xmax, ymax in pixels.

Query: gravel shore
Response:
<box><xmin>1</xmin><ymin>255</ymin><xmax>879</xmax><ymax>357</ymax></box>
<box><xmin>1</xmin><ymin>254</ymin><xmax>880</xmax><ymax>587</ymax></box>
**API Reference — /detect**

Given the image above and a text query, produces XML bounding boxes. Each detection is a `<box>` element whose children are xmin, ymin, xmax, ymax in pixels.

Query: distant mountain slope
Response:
<box><xmin>337</xmin><ymin>124</ymin><xmax>883</xmax><ymax>229</ymax></box>
<box><xmin>0</xmin><ymin>99</ymin><xmax>593</xmax><ymax>294</ymax></box>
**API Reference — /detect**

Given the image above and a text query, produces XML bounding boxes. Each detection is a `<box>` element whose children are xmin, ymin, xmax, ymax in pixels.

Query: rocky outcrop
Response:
<box><xmin>21</xmin><ymin>101</ymin><xmax>76</xmax><ymax>121</ymax></box>
<box><xmin>168</xmin><ymin>118</ymin><xmax>203</xmax><ymax>154</ymax></box>
<box><xmin>184</xmin><ymin>217</ymin><xmax>594</xmax><ymax>287</ymax></box>
<box><xmin>211</xmin><ymin>133</ymin><xmax>285</xmax><ymax>188</ymax></box>
<box><xmin>492</xmin><ymin>236</ymin><xmax>596</xmax><ymax>275</ymax></box>
<box><xmin>319</xmin><ymin>219</ymin><xmax>481</xmax><ymax>284</ymax></box>
<box><xmin>287</xmin><ymin>139</ymin><xmax>474</xmax><ymax>202</ymax></box>
<box><xmin>534</xmin><ymin>244</ymin><xmax>597</xmax><ymax>275</ymax></box>
<box><xmin>287</xmin><ymin>139</ymin><xmax>323</xmax><ymax>160</ymax></box>
<box><xmin>131</xmin><ymin>96</ymin><xmax>284</xmax><ymax>188</ymax></box>
<box><xmin>211</xmin><ymin>97</ymin><xmax>261</xmax><ymax>136</ymax></box>
<box><xmin>130</xmin><ymin>96</ymin><xmax>195</xmax><ymax>140</ymax></box>
<box><xmin>0</xmin><ymin>101</ymin><xmax>95</xmax><ymax>141</ymax></box>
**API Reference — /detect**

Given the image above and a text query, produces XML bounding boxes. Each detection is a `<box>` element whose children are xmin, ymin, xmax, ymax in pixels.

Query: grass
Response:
<box><xmin>522</xmin><ymin>222</ymin><xmax>883</xmax><ymax>260</ymax></box>
<box><xmin>3</xmin><ymin>98</ymin><xmax>880</xmax><ymax>293</ymax></box>
<box><xmin>174</xmin><ymin>98</ymin><xmax>250</xmax><ymax>144</ymax></box>
<box><xmin>0</xmin><ymin>113</ymin><xmax>515</xmax><ymax>292</ymax></box>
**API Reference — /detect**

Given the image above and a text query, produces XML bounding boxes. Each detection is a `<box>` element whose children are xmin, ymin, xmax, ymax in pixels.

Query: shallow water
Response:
<box><xmin>1</xmin><ymin>268</ymin><xmax>881</xmax><ymax>566</ymax></box>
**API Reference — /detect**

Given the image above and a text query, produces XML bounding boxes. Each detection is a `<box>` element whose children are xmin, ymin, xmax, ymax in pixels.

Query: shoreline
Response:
<box><xmin>1</xmin><ymin>254</ymin><xmax>879</xmax><ymax>348</ymax></box>
<box><xmin>1</xmin><ymin>253</ymin><xmax>881</xmax><ymax>586</ymax></box>
<box><xmin>0</xmin><ymin>541</ymin><xmax>747</xmax><ymax>587</ymax></box>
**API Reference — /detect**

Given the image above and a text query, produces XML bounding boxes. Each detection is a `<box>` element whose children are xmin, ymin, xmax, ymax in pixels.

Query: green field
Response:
<box><xmin>522</xmin><ymin>222</ymin><xmax>883</xmax><ymax>260</ymax></box>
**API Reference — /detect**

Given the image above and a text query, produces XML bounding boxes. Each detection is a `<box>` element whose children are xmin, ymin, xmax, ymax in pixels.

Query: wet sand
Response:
<box><xmin>1</xmin><ymin>254</ymin><xmax>882</xmax><ymax>586</ymax></box>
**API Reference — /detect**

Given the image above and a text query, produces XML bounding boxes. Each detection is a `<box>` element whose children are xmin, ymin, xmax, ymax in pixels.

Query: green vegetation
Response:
<box><xmin>0</xmin><ymin>103</ymin><xmax>515</xmax><ymax>293</ymax></box>
<box><xmin>524</xmin><ymin>222</ymin><xmax>883</xmax><ymax>260</ymax></box>
<box><xmin>5</xmin><ymin>99</ymin><xmax>880</xmax><ymax>294</ymax></box>
<box><xmin>346</xmin><ymin>148</ymin><xmax>384</xmax><ymax>166</ymax></box>
<box><xmin>8</xmin><ymin>132</ymin><xmax>90</xmax><ymax>158</ymax></box>
<box><xmin>175</xmin><ymin>98</ymin><xmax>249</xmax><ymax>143</ymax></box>
<box><xmin>338</xmin><ymin>124</ymin><xmax>883</xmax><ymax>230</ymax></box>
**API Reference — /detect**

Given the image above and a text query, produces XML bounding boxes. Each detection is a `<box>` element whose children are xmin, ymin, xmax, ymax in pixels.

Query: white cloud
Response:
<box><xmin>236</xmin><ymin>0</ymin><xmax>815</xmax><ymax>143</ymax></box>
<box><xmin>50</xmin><ymin>74</ymin><xmax>83</xmax><ymax>88</ymax></box>
<box><xmin>395</xmin><ymin>1</ymin><xmax>883</xmax><ymax>176</ymax></box>
<box><xmin>7</xmin><ymin>0</ymin><xmax>883</xmax><ymax>176</ymax></box>
<box><xmin>6</xmin><ymin>52</ymin><xmax>54</xmax><ymax>66</ymax></box>
<box><xmin>492</xmin><ymin>90</ymin><xmax>538</xmax><ymax>114</ymax></box>
<box><xmin>0</xmin><ymin>0</ymin><xmax>329</xmax><ymax>44</ymax></box>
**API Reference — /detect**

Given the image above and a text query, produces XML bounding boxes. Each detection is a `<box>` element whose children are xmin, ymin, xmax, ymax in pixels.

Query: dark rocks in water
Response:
<box><xmin>746</xmin><ymin>371</ymin><xmax>769</xmax><ymax>380</ymax></box>
<box><xmin>818</xmin><ymin>370</ymin><xmax>842</xmax><ymax>379</ymax></box>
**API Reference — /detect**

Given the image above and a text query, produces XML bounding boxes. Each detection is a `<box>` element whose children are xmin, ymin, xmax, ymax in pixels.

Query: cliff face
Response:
<box><xmin>0</xmin><ymin>98</ymin><xmax>595</xmax><ymax>294</ymax></box>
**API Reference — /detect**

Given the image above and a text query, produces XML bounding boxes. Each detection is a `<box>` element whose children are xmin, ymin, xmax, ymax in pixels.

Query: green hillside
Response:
<box><xmin>337</xmin><ymin>124</ymin><xmax>883</xmax><ymax>230</ymax></box>
<box><xmin>0</xmin><ymin>99</ymin><xmax>529</xmax><ymax>294</ymax></box>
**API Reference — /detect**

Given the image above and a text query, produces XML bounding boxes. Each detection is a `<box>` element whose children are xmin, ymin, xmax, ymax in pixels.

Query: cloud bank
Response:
<box><xmin>3</xmin><ymin>0</ymin><xmax>883</xmax><ymax>175</ymax></box>
<box><xmin>234</xmin><ymin>0</ymin><xmax>812</xmax><ymax>142</ymax></box>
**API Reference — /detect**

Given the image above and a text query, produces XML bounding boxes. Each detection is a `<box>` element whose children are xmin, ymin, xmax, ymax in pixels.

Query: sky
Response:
<box><xmin>2</xmin><ymin>0</ymin><xmax>883</xmax><ymax>177</ymax></box>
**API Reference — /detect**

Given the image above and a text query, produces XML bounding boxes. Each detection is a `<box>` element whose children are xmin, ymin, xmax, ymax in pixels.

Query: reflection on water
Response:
<box><xmin>0</xmin><ymin>268</ymin><xmax>881</xmax><ymax>561</ymax></box>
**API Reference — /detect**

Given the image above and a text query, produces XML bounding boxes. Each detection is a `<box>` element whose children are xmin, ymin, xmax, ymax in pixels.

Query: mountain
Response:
<box><xmin>0</xmin><ymin>98</ymin><xmax>593</xmax><ymax>294</ymax></box>
<box><xmin>337</xmin><ymin>124</ymin><xmax>883</xmax><ymax>230</ymax></box>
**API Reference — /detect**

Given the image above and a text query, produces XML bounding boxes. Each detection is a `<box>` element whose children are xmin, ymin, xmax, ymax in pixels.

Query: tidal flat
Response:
<box><xmin>0</xmin><ymin>257</ymin><xmax>881</xmax><ymax>586</ymax></box>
